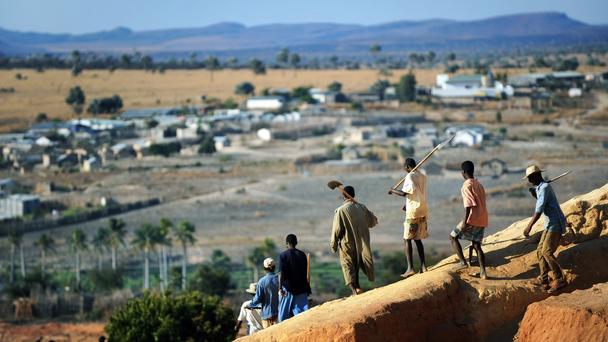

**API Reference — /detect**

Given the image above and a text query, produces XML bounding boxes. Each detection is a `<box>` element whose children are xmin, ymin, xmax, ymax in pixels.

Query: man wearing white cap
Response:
<box><xmin>235</xmin><ymin>283</ymin><xmax>263</xmax><ymax>335</ymax></box>
<box><xmin>522</xmin><ymin>165</ymin><xmax>567</xmax><ymax>294</ymax></box>
<box><xmin>249</xmin><ymin>257</ymin><xmax>279</xmax><ymax>328</ymax></box>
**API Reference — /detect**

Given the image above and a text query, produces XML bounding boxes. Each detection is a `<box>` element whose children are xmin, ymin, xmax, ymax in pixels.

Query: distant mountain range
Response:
<box><xmin>1</xmin><ymin>12</ymin><xmax>607</xmax><ymax>58</ymax></box>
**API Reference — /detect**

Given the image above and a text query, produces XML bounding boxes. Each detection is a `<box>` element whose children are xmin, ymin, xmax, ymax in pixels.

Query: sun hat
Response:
<box><xmin>523</xmin><ymin>165</ymin><xmax>545</xmax><ymax>179</ymax></box>
<box><xmin>263</xmin><ymin>257</ymin><xmax>275</xmax><ymax>269</ymax></box>
<box><xmin>245</xmin><ymin>283</ymin><xmax>257</xmax><ymax>294</ymax></box>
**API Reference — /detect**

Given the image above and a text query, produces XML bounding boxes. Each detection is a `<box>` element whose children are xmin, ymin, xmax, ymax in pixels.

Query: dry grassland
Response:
<box><xmin>0</xmin><ymin>66</ymin><xmax>604</xmax><ymax>133</ymax></box>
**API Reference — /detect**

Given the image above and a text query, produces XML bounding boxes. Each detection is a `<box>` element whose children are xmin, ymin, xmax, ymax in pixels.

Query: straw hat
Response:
<box><xmin>245</xmin><ymin>283</ymin><xmax>257</xmax><ymax>294</ymax></box>
<box><xmin>522</xmin><ymin>165</ymin><xmax>544</xmax><ymax>179</ymax></box>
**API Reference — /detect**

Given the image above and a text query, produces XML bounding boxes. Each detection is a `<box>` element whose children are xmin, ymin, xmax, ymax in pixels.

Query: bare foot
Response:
<box><xmin>420</xmin><ymin>265</ymin><xmax>428</xmax><ymax>273</ymax></box>
<box><xmin>400</xmin><ymin>270</ymin><xmax>416</xmax><ymax>279</ymax></box>
<box><xmin>454</xmin><ymin>262</ymin><xmax>468</xmax><ymax>271</ymax></box>
<box><xmin>355</xmin><ymin>288</ymin><xmax>364</xmax><ymax>295</ymax></box>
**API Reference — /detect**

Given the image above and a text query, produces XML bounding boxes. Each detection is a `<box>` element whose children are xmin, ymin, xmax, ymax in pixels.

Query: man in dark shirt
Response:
<box><xmin>278</xmin><ymin>234</ymin><xmax>311</xmax><ymax>322</ymax></box>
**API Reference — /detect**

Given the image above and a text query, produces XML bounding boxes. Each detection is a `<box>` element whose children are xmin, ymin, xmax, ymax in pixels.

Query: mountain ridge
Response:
<box><xmin>1</xmin><ymin>12</ymin><xmax>607</xmax><ymax>57</ymax></box>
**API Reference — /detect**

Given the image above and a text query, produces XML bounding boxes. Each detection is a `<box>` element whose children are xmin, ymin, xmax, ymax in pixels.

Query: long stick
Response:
<box><xmin>547</xmin><ymin>171</ymin><xmax>571</xmax><ymax>183</ymax></box>
<box><xmin>390</xmin><ymin>135</ymin><xmax>455</xmax><ymax>191</ymax></box>
<box><xmin>306</xmin><ymin>253</ymin><xmax>311</xmax><ymax>285</ymax></box>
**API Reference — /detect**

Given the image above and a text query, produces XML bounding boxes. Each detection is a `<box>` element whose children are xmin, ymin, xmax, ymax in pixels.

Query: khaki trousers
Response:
<box><xmin>536</xmin><ymin>230</ymin><xmax>563</xmax><ymax>282</ymax></box>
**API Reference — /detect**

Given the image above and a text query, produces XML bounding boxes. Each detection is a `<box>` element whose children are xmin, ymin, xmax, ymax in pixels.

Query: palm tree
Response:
<box><xmin>132</xmin><ymin>223</ymin><xmax>158</xmax><ymax>290</ymax></box>
<box><xmin>108</xmin><ymin>218</ymin><xmax>126</xmax><ymax>270</ymax></box>
<box><xmin>69</xmin><ymin>229</ymin><xmax>88</xmax><ymax>289</ymax></box>
<box><xmin>8</xmin><ymin>231</ymin><xmax>23</xmax><ymax>283</ymax></box>
<box><xmin>34</xmin><ymin>234</ymin><xmax>56</xmax><ymax>273</ymax></box>
<box><xmin>92</xmin><ymin>228</ymin><xmax>110</xmax><ymax>271</ymax></box>
<box><xmin>173</xmin><ymin>221</ymin><xmax>197</xmax><ymax>290</ymax></box>
<box><xmin>157</xmin><ymin>219</ymin><xmax>172</xmax><ymax>292</ymax></box>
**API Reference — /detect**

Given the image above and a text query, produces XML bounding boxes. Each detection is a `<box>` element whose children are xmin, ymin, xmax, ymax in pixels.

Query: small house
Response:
<box><xmin>246</xmin><ymin>96</ymin><xmax>286</xmax><ymax>111</ymax></box>
<box><xmin>0</xmin><ymin>194</ymin><xmax>40</xmax><ymax>219</ymax></box>
<box><xmin>214</xmin><ymin>136</ymin><xmax>231</xmax><ymax>151</ymax></box>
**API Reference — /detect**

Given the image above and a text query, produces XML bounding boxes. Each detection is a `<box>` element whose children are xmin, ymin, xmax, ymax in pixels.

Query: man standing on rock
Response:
<box><xmin>523</xmin><ymin>165</ymin><xmax>567</xmax><ymax>294</ymax></box>
<box><xmin>389</xmin><ymin>158</ymin><xmax>429</xmax><ymax>278</ymax></box>
<box><xmin>249</xmin><ymin>258</ymin><xmax>279</xmax><ymax>328</ymax></box>
<box><xmin>331</xmin><ymin>185</ymin><xmax>378</xmax><ymax>295</ymax></box>
<box><xmin>449</xmin><ymin>161</ymin><xmax>488</xmax><ymax>279</ymax></box>
<box><xmin>278</xmin><ymin>234</ymin><xmax>311</xmax><ymax>322</ymax></box>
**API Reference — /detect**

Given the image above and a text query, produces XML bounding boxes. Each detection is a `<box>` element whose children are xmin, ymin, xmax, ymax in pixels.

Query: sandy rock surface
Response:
<box><xmin>239</xmin><ymin>184</ymin><xmax>608</xmax><ymax>341</ymax></box>
<box><xmin>516</xmin><ymin>283</ymin><xmax>608</xmax><ymax>342</ymax></box>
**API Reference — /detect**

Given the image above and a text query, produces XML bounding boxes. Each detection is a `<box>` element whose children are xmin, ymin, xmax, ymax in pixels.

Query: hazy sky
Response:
<box><xmin>1</xmin><ymin>0</ymin><xmax>607</xmax><ymax>33</ymax></box>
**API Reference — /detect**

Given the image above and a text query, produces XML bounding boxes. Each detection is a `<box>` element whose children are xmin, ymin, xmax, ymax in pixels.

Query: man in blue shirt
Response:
<box><xmin>523</xmin><ymin>165</ymin><xmax>567</xmax><ymax>294</ymax></box>
<box><xmin>278</xmin><ymin>234</ymin><xmax>311</xmax><ymax>322</ymax></box>
<box><xmin>249</xmin><ymin>257</ymin><xmax>279</xmax><ymax>328</ymax></box>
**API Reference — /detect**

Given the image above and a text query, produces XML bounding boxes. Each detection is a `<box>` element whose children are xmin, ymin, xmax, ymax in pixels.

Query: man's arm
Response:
<box><xmin>249</xmin><ymin>280</ymin><xmax>263</xmax><ymax>307</ymax></box>
<box><xmin>524</xmin><ymin>185</ymin><xmax>547</xmax><ymax>237</ymax></box>
<box><xmin>462</xmin><ymin>207</ymin><xmax>472</xmax><ymax>228</ymax></box>
<box><xmin>331</xmin><ymin>210</ymin><xmax>344</xmax><ymax>252</ymax></box>
<box><xmin>278</xmin><ymin>255</ymin><xmax>286</xmax><ymax>296</ymax></box>
<box><xmin>524</xmin><ymin>213</ymin><xmax>542</xmax><ymax>237</ymax></box>
<box><xmin>388</xmin><ymin>189</ymin><xmax>407</xmax><ymax>197</ymax></box>
<box><xmin>365</xmin><ymin>207</ymin><xmax>378</xmax><ymax>228</ymax></box>
<box><xmin>234</xmin><ymin>320</ymin><xmax>242</xmax><ymax>334</ymax></box>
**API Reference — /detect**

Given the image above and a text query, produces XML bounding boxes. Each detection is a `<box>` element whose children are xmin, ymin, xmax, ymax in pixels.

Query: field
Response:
<box><xmin>3</xmin><ymin>66</ymin><xmax>606</xmax><ymax>133</ymax></box>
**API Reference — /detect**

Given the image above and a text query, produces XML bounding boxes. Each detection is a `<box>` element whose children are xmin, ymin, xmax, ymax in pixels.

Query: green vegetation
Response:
<box><xmin>397</xmin><ymin>72</ymin><xmax>416</xmax><ymax>102</ymax></box>
<box><xmin>87</xmin><ymin>94</ymin><xmax>123</xmax><ymax>114</ymax></box>
<box><xmin>106</xmin><ymin>291</ymin><xmax>235</xmax><ymax>342</ymax></box>
<box><xmin>149</xmin><ymin>141</ymin><xmax>181</xmax><ymax>157</ymax></box>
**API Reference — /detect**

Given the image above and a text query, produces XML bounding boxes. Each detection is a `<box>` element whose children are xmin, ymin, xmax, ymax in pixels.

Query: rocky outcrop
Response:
<box><xmin>239</xmin><ymin>184</ymin><xmax>608</xmax><ymax>341</ymax></box>
<box><xmin>516</xmin><ymin>283</ymin><xmax>608</xmax><ymax>342</ymax></box>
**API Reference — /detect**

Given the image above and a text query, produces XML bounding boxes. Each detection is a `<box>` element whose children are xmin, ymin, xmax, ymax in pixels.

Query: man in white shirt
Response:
<box><xmin>235</xmin><ymin>283</ymin><xmax>263</xmax><ymax>335</ymax></box>
<box><xmin>389</xmin><ymin>158</ymin><xmax>429</xmax><ymax>278</ymax></box>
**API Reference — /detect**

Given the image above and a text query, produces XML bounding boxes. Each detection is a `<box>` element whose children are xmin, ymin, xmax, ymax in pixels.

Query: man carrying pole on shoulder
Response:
<box><xmin>389</xmin><ymin>158</ymin><xmax>429</xmax><ymax>278</ymax></box>
<box><xmin>522</xmin><ymin>165</ymin><xmax>567</xmax><ymax>294</ymax></box>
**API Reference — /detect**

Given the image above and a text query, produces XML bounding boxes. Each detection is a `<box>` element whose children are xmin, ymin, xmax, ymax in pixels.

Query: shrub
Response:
<box><xmin>189</xmin><ymin>264</ymin><xmax>234</xmax><ymax>297</ymax></box>
<box><xmin>106</xmin><ymin>291</ymin><xmax>235</xmax><ymax>342</ymax></box>
<box><xmin>149</xmin><ymin>142</ymin><xmax>181</xmax><ymax>157</ymax></box>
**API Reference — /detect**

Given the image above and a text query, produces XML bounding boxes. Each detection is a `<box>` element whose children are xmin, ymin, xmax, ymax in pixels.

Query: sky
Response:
<box><xmin>1</xmin><ymin>0</ymin><xmax>607</xmax><ymax>34</ymax></box>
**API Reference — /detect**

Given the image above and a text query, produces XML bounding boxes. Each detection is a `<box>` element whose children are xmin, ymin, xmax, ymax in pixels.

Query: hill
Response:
<box><xmin>1</xmin><ymin>12</ymin><xmax>607</xmax><ymax>57</ymax></box>
<box><xmin>238</xmin><ymin>183</ymin><xmax>608</xmax><ymax>341</ymax></box>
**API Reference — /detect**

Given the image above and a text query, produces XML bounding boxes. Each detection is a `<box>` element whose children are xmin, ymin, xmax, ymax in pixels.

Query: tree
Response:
<box><xmin>553</xmin><ymin>57</ymin><xmax>579</xmax><ymax>71</ymax></box>
<box><xmin>198</xmin><ymin>136</ymin><xmax>216</xmax><ymax>154</ymax></box>
<box><xmin>108</xmin><ymin>218</ymin><xmax>126</xmax><ymax>270</ymax></box>
<box><xmin>8</xmin><ymin>231</ymin><xmax>24</xmax><ymax>283</ymax></box>
<box><xmin>447</xmin><ymin>52</ymin><xmax>457</xmax><ymax>62</ymax></box>
<box><xmin>173</xmin><ymin>220</ymin><xmax>197</xmax><ymax>290</ymax></box>
<box><xmin>427</xmin><ymin>51</ymin><xmax>436</xmax><ymax>66</ymax></box>
<box><xmin>65</xmin><ymin>86</ymin><xmax>86</xmax><ymax>117</ymax></box>
<box><xmin>290</xmin><ymin>53</ymin><xmax>301</xmax><ymax>76</ymax></box>
<box><xmin>87</xmin><ymin>95</ymin><xmax>123</xmax><ymax>114</ymax></box>
<box><xmin>277</xmin><ymin>48</ymin><xmax>289</xmax><ymax>76</ymax></box>
<box><xmin>132</xmin><ymin>223</ymin><xmax>158</xmax><ymax>290</ymax></box>
<box><xmin>141</xmin><ymin>55</ymin><xmax>154</xmax><ymax>71</ymax></box>
<box><xmin>327</xmin><ymin>81</ymin><xmax>342</xmax><ymax>92</ymax></box>
<box><xmin>106</xmin><ymin>291</ymin><xmax>235</xmax><ymax>342</ymax></box>
<box><xmin>189</xmin><ymin>264</ymin><xmax>233</xmax><ymax>297</ymax></box>
<box><xmin>92</xmin><ymin>227</ymin><xmax>110</xmax><ymax>271</ymax></box>
<box><xmin>34</xmin><ymin>234</ymin><xmax>55</xmax><ymax>274</ymax></box>
<box><xmin>369</xmin><ymin>44</ymin><xmax>382</xmax><ymax>68</ymax></box>
<box><xmin>234</xmin><ymin>82</ymin><xmax>255</xmax><ymax>96</ymax></box>
<box><xmin>329</xmin><ymin>55</ymin><xmax>339</xmax><ymax>69</ymax></box>
<box><xmin>249</xmin><ymin>59</ymin><xmax>266</xmax><ymax>75</ymax></box>
<box><xmin>205</xmin><ymin>56</ymin><xmax>220</xmax><ymax>81</ymax></box>
<box><xmin>120</xmin><ymin>54</ymin><xmax>132</xmax><ymax>68</ymax></box>
<box><xmin>247</xmin><ymin>238</ymin><xmax>277</xmax><ymax>281</ymax></box>
<box><xmin>157</xmin><ymin>219</ymin><xmax>172</xmax><ymax>292</ymax></box>
<box><xmin>397</xmin><ymin>72</ymin><xmax>417</xmax><ymax>103</ymax></box>
<box><xmin>69</xmin><ymin>229</ymin><xmax>88</xmax><ymax>289</ymax></box>
<box><xmin>369</xmin><ymin>79</ymin><xmax>391</xmax><ymax>100</ymax></box>
<box><xmin>35</xmin><ymin>112</ymin><xmax>48</xmax><ymax>123</ymax></box>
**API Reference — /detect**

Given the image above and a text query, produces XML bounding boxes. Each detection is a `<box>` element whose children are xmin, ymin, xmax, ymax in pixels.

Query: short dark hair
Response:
<box><xmin>286</xmin><ymin>234</ymin><xmax>298</xmax><ymax>246</ymax></box>
<box><xmin>404</xmin><ymin>158</ymin><xmax>416</xmax><ymax>169</ymax></box>
<box><xmin>461</xmin><ymin>160</ymin><xmax>474</xmax><ymax>175</ymax></box>
<box><xmin>343</xmin><ymin>185</ymin><xmax>355</xmax><ymax>198</ymax></box>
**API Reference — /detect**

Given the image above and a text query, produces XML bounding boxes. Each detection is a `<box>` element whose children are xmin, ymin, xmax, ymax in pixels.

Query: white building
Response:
<box><xmin>0</xmin><ymin>194</ymin><xmax>40</xmax><ymax>219</ymax></box>
<box><xmin>446</xmin><ymin>126</ymin><xmax>487</xmax><ymax>147</ymax></box>
<box><xmin>309</xmin><ymin>88</ymin><xmax>337</xmax><ymax>104</ymax></box>
<box><xmin>213</xmin><ymin>136</ymin><xmax>231</xmax><ymax>151</ymax></box>
<box><xmin>246</xmin><ymin>96</ymin><xmax>286</xmax><ymax>111</ymax></box>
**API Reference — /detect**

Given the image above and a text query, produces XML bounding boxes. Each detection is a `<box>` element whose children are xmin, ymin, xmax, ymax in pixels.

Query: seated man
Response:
<box><xmin>235</xmin><ymin>283</ymin><xmax>263</xmax><ymax>335</ymax></box>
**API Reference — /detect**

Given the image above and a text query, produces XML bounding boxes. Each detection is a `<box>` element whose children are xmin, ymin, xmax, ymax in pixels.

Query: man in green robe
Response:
<box><xmin>331</xmin><ymin>185</ymin><xmax>378</xmax><ymax>296</ymax></box>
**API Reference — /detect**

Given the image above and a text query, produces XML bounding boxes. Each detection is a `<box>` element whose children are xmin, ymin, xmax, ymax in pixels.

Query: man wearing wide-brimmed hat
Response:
<box><xmin>522</xmin><ymin>165</ymin><xmax>567</xmax><ymax>294</ymax></box>
<box><xmin>235</xmin><ymin>283</ymin><xmax>263</xmax><ymax>335</ymax></box>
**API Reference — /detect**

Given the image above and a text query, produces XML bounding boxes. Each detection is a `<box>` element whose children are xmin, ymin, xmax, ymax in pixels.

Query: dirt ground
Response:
<box><xmin>0</xmin><ymin>321</ymin><xmax>105</xmax><ymax>342</ymax></box>
<box><xmin>3</xmin><ymin>66</ymin><xmax>606</xmax><ymax>133</ymax></box>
